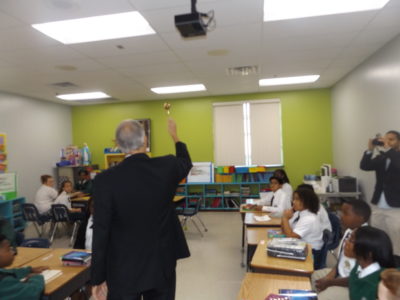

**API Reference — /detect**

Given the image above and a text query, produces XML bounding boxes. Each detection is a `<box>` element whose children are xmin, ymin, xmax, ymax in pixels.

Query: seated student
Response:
<box><xmin>0</xmin><ymin>234</ymin><xmax>48</xmax><ymax>299</ymax></box>
<box><xmin>273</xmin><ymin>169</ymin><xmax>293</xmax><ymax>198</ymax></box>
<box><xmin>33</xmin><ymin>175</ymin><xmax>58</xmax><ymax>215</ymax></box>
<box><xmin>312</xmin><ymin>199</ymin><xmax>371</xmax><ymax>300</ymax></box>
<box><xmin>55</xmin><ymin>180</ymin><xmax>83</xmax><ymax>210</ymax></box>
<box><xmin>378</xmin><ymin>268</ymin><xmax>400</xmax><ymax>300</ymax></box>
<box><xmin>253</xmin><ymin>176</ymin><xmax>291</xmax><ymax>216</ymax></box>
<box><xmin>297</xmin><ymin>183</ymin><xmax>332</xmax><ymax>233</ymax></box>
<box><xmin>74</xmin><ymin>170</ymin><xmax>93</xmax><ymax>195</ymax></box>
<box><xmin>73</xmin><ymin>198</ymin><xmax>93</xmax><ymax>251</ymax></box>
<box><xmin>281</xmin><ymin>188</ymin><xmax>324</xmax><ymax>269</ymax></box>
<box><xmin>344</xmin><ymin>226</ymin><xmax>395</xmax><ymax>300</ymax></box>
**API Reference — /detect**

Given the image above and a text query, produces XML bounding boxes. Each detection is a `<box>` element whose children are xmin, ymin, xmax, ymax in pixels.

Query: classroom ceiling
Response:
<box><xmin>0</xmin><ymin>0</ymin><xmax>399</xmax><ymax>105</ymax></box>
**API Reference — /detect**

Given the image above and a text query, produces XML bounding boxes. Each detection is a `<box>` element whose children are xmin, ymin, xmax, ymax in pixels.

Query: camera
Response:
<box><xmin>372</xmin><ymin>134</ymin><xmax>384</xmax><ymax>146</ymax></box>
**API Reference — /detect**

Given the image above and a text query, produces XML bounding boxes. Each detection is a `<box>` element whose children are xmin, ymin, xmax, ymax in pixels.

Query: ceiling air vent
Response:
<box><xmin>50</xmin><ymin>82</ymin><xmax>78</xmax><ymax>88</ymax></box>
<box><xmin>226</xmin><ymin>65</ymin><xmax>258</xmax><ymax>76</ymax></box>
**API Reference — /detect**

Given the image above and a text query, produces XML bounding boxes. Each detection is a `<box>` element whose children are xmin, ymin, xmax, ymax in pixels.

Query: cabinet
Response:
<box><xmin>177</xmin><ymin>182</ymin><xmax>270</xmax><ymax>211</ymax></box>
<box><xmin>104</xmin><ymin>153</ymin><xmax>125</xmax><ymax>169</ymax></box>
<box><xmin>56</xmin><ymin>165</ymin><xmax>98</xmax><ymax>186</ymax></box>
<box><xmin>0</xmin><ymin>197</ymin><xmax>26</xmax><ymax>231</ymax></box>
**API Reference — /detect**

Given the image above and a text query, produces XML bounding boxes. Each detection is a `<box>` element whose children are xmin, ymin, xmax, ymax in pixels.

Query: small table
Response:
<box><xmin>250</xmin><ymin>240</ymin><xmax>314</xmax><ymax>277</ymax></box>
<box><xmin>70</xmin><ymin>196</ymin><xmax>90</xmax><ymax>209</ymax></box>
<box><xmin>8</xmin><ymin>247</ymin><xmax>52</xmax><ymax>268</ymax></box>
<box><xmin>244</xmin><ymin>213</ymin><xmax>281</xmax><ymax>227</ymax></box>
<box><xmin>237</xmin><ymin>272</ymin><xmax>311</xmax><ymax>300</ymax></box>
<box><xmin>22</xmin><ymin>248</ymin><xmax>91</xmax><ymax>300</ymax></box>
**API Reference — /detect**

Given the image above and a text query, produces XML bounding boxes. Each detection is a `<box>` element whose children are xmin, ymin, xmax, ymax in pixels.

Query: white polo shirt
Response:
<box><xmin>289</xmin><ymin>209</ymin><xmax>324</xmax><ymax>250</ymax></box>
<box><xmin>255</xmin><ymin>189</ymin><xmax>291</xmax><ymax>216</ymax></box>
<box><xmin>34</xmin><ymin>184</ymin><xmax>58</xmax><ymax>214</ymax></box>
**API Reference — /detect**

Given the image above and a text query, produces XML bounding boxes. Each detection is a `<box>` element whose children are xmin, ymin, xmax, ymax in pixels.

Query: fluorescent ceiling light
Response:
<box><xmin>57</xmin><ymin>92</ymin><xmax>111</xmax><ymax>101</ymax></box>
<box><xmin>264</xmin><ymin>0</ymin><xmax>390</xmax><ymax>21</ymax></box>
<box><xmin>32</xmin><ymin>11</ymin><xmax>155</xmax><ymax>44</ymax></box>
<box><xmin>259</xmin><ymin>75</ymin><xmax>320</xmax><ymax>86</ymax></box>
<box><xmin>151</xmin><ymin>84</ymin><xmax>206</xmax><ymax>94</ymax></box>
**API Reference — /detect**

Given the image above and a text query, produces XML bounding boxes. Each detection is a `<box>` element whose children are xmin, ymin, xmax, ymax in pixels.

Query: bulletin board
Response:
<box><xmin>0</xmin><ymin>133</ymin><xmax>7</xmax><ymax>173</ymax></box>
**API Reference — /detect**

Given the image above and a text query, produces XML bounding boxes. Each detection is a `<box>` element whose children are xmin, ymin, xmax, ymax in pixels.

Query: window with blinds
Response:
<box><xmin>213</xmin><ymin>99</ymin><xmax>283</xmax><ymax>166</ymax></box>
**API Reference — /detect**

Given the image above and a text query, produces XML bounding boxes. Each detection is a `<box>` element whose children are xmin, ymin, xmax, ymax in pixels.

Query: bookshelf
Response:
<box><xmin>104</xmin><ymin>153</ymin><xmax>125</xmax><ymax>169</ymax></box>
<box><xmin>177</xmin><ymin>171</ymin><xmax>273</xmax><ymax>211</ymax></box>
<box><xmin>0</xmin><ymin>197</ymin><xmax>26</xmax><ymax>231</ymax></box>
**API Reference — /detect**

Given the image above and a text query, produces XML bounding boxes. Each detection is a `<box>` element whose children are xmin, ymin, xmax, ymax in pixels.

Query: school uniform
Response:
<box><xmin>55</xmin><ymin>191</ymin><xmax>71</xmax><ymax>209</ymax></box>
<box><xmin>34</xmin><ymin>185</ymin><xmax>57</xmax><ymax>214</ymax></box>
<box><xmin>85</xmin><ymin>215</ymin><xmax>93</xmax><ymax>250</ymax></box>
<box><xmin>74</xmin><ymin>179</ymin><xmax>93</xmax><ymax>195</ymax></box>
<box><xmin>0</xmin><ymin>267</ymin><xmax>44</xmax><ymax>300</ymax></box>
<box><xmin>255</xmin><ymin>189</ymin><xmax>291</xmax><ymax>216</ymax></box>
<box><xmin>289</xmin><ymin>209</ymin><xmax>324</xmax><ymax>250</ymax></box>
<box><xmin>281</xmin><ymin>182</ymin><xmax>293</xmax><ymax>198</ymax></box>
<box><xmin>349</xmin><ymin>263</ymin><xmax>382</xmax><ymax>300</ymax></box>
<box><xmin>312</xmin><ymin>224</ymin><xmax>369</xmax><ymax>300</ymax></box>
<box><xmin>318</xmin><ymin>205</ymin><xmax>332</xmax><ymax>232</ymax></box>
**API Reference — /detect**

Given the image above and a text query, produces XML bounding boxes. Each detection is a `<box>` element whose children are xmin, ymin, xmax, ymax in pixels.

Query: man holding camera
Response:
<box><xmin>360</xmin><ymin>130</ymin><xmax>400</xmax><ymax>256</ymax></box>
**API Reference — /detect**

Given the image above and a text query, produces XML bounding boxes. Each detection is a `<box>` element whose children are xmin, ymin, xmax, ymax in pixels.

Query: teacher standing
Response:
<box><xmin>91</xmin><ymin>118</ymin><xmax>192</xmax><ymax>300</ymax></box>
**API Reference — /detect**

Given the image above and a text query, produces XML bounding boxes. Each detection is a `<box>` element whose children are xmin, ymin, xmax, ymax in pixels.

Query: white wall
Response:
<box><xmin>332</xmin><ymin>33</ymin><xmax>400</xmax><ymax>201</ymax></box>
<box><xmin>0</xmin><ymin>93</ymin><xmax>71</xmax><ymax>202</ymax></box>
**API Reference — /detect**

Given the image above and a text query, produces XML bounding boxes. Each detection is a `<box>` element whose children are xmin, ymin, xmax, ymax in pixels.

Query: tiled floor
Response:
<box><xmin>24</xmin><ymin>212</ymin><xmax>247</xmax><ymax>299</ymax></box>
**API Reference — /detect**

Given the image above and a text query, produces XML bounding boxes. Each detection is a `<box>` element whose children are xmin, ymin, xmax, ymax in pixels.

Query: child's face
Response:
<box><xmin>344</xmin><ymin>230</ymin><xmax>356</xmax><ymax>258</ymax></box>
<box><xmin>64</xmin><ymin>182</ymin><xmax>73</xmax><ymax>193</ymax></box>
<box><xmin>0</xmin><ymin>240</ymin><xmax>15</xmax><ymax>267</ymax></box>
<box><xmin>340</xmin><ymin>203</ymin><xmax>364</xmax><ymax>229</ymax></box>
<box><xmin>270</xmin><ymin>179</ymin><xmax>282</xmax><ymax>192</ymax></box>
<box><xmin>292</xmin><ymin>193</ymin><xmax>304</xmax><ymax>211</ymax></box>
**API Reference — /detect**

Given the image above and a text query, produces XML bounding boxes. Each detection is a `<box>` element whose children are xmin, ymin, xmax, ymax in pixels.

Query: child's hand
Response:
<box><xmin>31</xmin><ymin>266</ymin><xmax>49</xmax><ymax>273</ymax></box>
<box><xmin>283</xmin><ymin>209</ymin><xmax>294</xmax><ymax>219</ymax></box>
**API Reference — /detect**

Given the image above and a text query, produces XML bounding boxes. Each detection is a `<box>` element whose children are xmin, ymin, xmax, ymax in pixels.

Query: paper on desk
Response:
<box><xmin>42</xmin><ymin>269</ymin><xmax>62</xmax><ymax>283</ymax></box>
<box><xmin>254</xmin><ymin>215</ymin><xmax>271</xmax><ymax>222</ymax></box>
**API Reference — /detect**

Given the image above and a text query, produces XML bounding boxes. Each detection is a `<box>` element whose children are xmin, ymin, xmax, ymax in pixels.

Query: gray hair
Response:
<box><xmin>115</xmin><ymin>120</ymin><xmax>145</xmax><ymax>153</ymax></box>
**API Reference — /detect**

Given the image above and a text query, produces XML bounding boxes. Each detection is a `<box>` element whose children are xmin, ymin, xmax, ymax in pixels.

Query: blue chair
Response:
<box><xmin>20</xmin><ymin>238</ymin><xmax>51</xmax><ymax>248</ymax></box>
<box><xmin>50</xmin><ymin>204</ymin><xmax>84</xmax><ymax>246</ymax></box>
<box><xmin>318</xmin><ymin>212</ymin><xmax>343</xmax><ymax>269</ymax></box>
<box><xmin>180</xmin><ymin>198</ymin><xmax>208</xmax><ymax>237</ymax></box>
<box><xmin>21</xmin><ymin>203</ymin><xmax>52</xmax><ymax>237</ymax></box>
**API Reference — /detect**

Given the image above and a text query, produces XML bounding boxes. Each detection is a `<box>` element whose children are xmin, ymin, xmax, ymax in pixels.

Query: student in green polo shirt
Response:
<box><xmin>0</xmin><ymin>234</ymin><xmax>48</xmax><ymax>300</ymax></box>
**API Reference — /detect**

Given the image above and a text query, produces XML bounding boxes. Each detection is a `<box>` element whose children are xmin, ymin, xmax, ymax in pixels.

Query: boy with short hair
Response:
<box><xmin>0</xmin><ymin>234</ymin><xmax>48</xmax><ymax>300</ymax></box>
<box><xmin>311</xmin><ymin>199</ymin><xmax>372</xmax><ymax>300</ymax></box>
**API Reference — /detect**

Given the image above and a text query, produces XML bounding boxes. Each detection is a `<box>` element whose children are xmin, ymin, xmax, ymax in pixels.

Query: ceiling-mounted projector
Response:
<box><xmin>175</xmin><ymin>0</ymin><xmax>215</xmax><ymax>38</ymax></box>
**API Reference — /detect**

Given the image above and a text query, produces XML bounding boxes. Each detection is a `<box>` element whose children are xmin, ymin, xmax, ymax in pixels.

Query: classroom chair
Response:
<box><xmin>50</xmin><ymin>204</ymin><xmax>84</xmax><ymax>246</ymax></box>
<box><xmin>180</xmin><ymin>198</ymin><xmax>208</xmax><ymax>237</ymax></box>
<box><xmin>21</xmin><ymin>203</ymin><xmax>52</xmax><ymax>237</ymax></box>
<box><xmin>20</xmin><ymin>238</ymin><xmax>51</xmax><ymax>248</ymax></box>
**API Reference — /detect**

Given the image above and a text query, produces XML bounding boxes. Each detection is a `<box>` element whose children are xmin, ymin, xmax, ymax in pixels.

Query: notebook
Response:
<box><xmin>41</xmin><ymin>269</ymin><xmax>62</xmax><ymax>283</ymax></box>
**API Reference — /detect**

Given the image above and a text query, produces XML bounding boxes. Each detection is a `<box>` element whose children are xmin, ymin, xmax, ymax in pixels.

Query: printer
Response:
<box><xmin>332</xmin><ymin>176</ymin><xmax>357</xmax><ymax>193</ymax></box>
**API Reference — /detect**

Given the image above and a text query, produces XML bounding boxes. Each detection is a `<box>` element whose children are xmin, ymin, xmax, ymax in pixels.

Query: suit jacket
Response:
<box><xmin>91</xmin><ymin>142</ymin><xmax>192</xmax><ymax>293</ymax></box>
<box><xmin>360</xmin><ymin>148</ymin><xmax>400</xmax><ymax>207</ymax></box>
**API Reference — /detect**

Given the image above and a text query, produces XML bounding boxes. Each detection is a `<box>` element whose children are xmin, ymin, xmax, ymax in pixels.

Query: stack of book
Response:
<box><xmin>266</xmin><ymin>289</ymin><xmax>317</xmax><ymax>300</ymax></box>
<box><xmin>266</xmin><ymin>238</ymin><xmax>307</xmax><ymax>261</ymax></box>
<box><xmin>61</xmin><ymin>251</ymin><xmax>91</xmax><ymax>266</ymax></box>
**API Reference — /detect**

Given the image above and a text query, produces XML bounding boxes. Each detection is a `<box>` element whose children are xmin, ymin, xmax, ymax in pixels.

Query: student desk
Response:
<box><xmin>22</xmin><ymin>248</ymin><xmax>90</xmax><ymax>300</ymax></box>
<box><xmin>244</xmin><ymin>212</ymin><xmax>281</xmax><ymax>227</ymax></box>
<box><xmin>237</xmin><ymin>272</ymin><xmax>311</xmax><ymax>300</ymax></box>
<box><xmin>239</xmin><ymin>204</ymin><xmax>260</xmax><ymax>251</ymax></box>
<box><xmin>8</xmin><ymin>247</ymin><xmax>52</xmax><ymax>268</ymax></box>
<box><xmin>250</xmin><ymin>240</ymin><xmax>314</xmax><ymax>277</ymax></box>
<box><xmin>70</xmin><ymin>196</ymin><xmax>90</xmax><ymax>209</ymax></box>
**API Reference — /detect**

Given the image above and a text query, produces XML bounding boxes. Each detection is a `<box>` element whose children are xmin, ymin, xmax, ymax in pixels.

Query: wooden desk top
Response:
<box><xmin>8</xmin><ymin>247</ymin><xmax>52</xmax><ymax>268</ymax></box>
<box><xmin>237</xmin><ymin>272</ymin><xmax>311</xmax><ymax>300</ymax></box>
<box><xmin>240</xmin><ymin>204</ymin><xmax>260</xmax><ymax>214</ymax></box>
<box><xmin>173</xmin><ymin>195</ymin><xmax>185</xmax><ymax>202</ymax></box>
<box><xmin>250</xmin><ymin>240</ymin><xmax>314</xmax><ymax>276</ymax></box>
<box><xmin>21</xmin><ymin>248</ymin><xmax>90</xmax><ymax>296</ymax></box>
<box><xmin>70</xmin><ymin>196</ymin><xmax>90</xmax><ymax>202</ymax></box>
<box><xmin>244</xmin><ymin>212</ymin><xmax>281</xmax><ymax>227</ymax></box>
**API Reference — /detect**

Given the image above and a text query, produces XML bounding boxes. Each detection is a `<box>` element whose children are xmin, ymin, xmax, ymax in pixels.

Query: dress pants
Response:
<box><xmin>108</xmin><ymin>271</ymin><xmax>176</xmax><ymax>300</ymax></box>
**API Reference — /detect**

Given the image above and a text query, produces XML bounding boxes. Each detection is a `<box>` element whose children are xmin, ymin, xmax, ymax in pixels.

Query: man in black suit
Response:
<box><xmin>91</xmin><ymin>118</ymin><xmax>192</xmax><ymax>300</ymax></box>
<box><xmin>360</xmin><ymin>130</ymin><xmax>400</xmax><ymax>258</ymax></box>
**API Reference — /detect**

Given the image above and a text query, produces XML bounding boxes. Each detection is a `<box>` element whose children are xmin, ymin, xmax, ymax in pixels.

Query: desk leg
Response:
<box><xmin>241</xmin><ymin>213</ymin><xmax>245</xmax><ymax>252</ymax></box>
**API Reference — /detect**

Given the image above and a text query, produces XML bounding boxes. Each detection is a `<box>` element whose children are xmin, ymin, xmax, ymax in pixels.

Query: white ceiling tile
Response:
<box><xmin>98</xmin><ymin>51</ymin><xmax>180</xmax><ymax>68</ymax></box>
<box><xmin>119</xmin><ymin>62</ymin><xmax>191</xmax><ymax>77</ymax></box>
<box><xmin>0</xmin><ymin>0</ymin><xmax>135</xmax><ymax>23</ymax></box>
<box><xmin>352</xmin><ymin>26</ymin><xmax>400</xmax><ymax>46</ymax></box>
<box><xmin>0</xmin><ymin>26</ymin><xmax>59</xmax><ymax>51</ymax></box>
<box><xmin>128</xmin><ymin>0</ymin><xmax>220</xmax><ymax>11</ymax></box>
<box><xmin>0</xmin><ymin>11</ymin><xmax>24</xmax><ymax>29</ymax></box>
<box><xmin>134</xmin><ymin>72</ymin><xmax>200</xmax><ymax>88</ymax></box>
<box><xmin>69</xmin><ymin>35</ymin><xmax>170</xmax><ymax>58</ymax></box>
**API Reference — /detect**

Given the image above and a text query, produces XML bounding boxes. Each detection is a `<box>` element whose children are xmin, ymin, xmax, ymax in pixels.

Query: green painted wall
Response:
<box><xmin>72</xmin><ymin>88</ymin><xmax>332</xmax><ymax>187</ymax></box>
